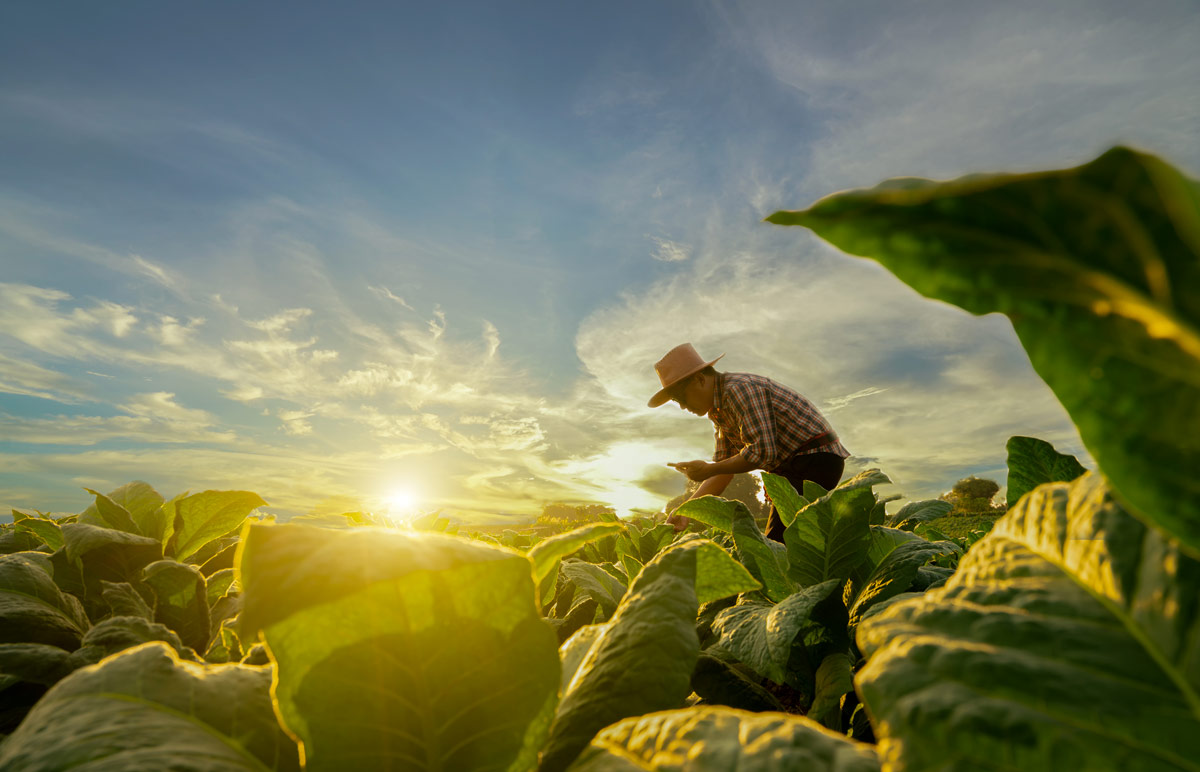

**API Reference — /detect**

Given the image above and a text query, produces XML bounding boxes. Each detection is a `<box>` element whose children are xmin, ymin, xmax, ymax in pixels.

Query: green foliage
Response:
<box><xmin>238</xmin><ymin>523</ymin><xmax>561</xmax><ymax>772</ymax></box>
<box><xmin>769</xmin><ymin>146</ymin><xmax>1200</xmax><ymax>556</ymax></box>
<box><xmin>0</xmin><ymin>643</ymin><xmax>300</xmax><ymax>771</ymax></box>
<box><xmin>1005</xmin><ymin>435</ymin><xmax>1089</xmax><ymax>507</ymax></box>
<box><xmin>785</xmin><ymin>470</ymin><xmax>889</xmax><ymax>588</ymax></box>
<box><xmin>886</xmin><ymin>499</ymin><xmax>952</xmax><ymax>530</ymax></box>
<box><xmin>141</xmin><ymin>559</ymin><xmax>210</xmax><ymax>653</ymax></box>
<box><xmin>0</xmin><ymin>553</ymin><xmax>88</xmax><ymax>650</ymax></box>
<box><xmin>948</xmin><ymin>475</ymin><xmax>1000</xmax><ymax>503</ymax></box>
<box><xmin>538</xmin><ymin>502</ymin><xmax>616</xmax><ymax>526</ymax></box>
<box><xmin>761</xmin><ymin>471</ymin><xmax>809</xmax><ymax>527</ymax></box>
<box><xmin>667</xmin><ymin>473</ymin><xmax>768</xmax><ymax>520</ymax></box>
<box><xmin>3</xmin><ymin>146</ymin><xmax>1197</xmax><ymax>770</ymax></box>
<box><xmin>542</xmin><ymin>538</ymin><xmax>757</xmax><ymax>772</ymax></box>
<box><xmin>528</xmin><ymin>521</ymin><xmax>627</xmax><ymax>608</ymax></box>
<box><xmin>711</xmin><ymin>580</ymin><xmax>841</xmax><ymax>686</ymax></box>
<box><xmin>857</xmin><ymin>472</ymin><xmax>1200</xmax><ymax>770</ymax></box>
<box><xmin>568</xmin><ymin>706</ymin><xmax>880</xmax><ymax>771</ymax></box>
<box><xmin>11</xmin><ymin>510</ymin><xmax>65</xmax><ymax>552</ymax></box>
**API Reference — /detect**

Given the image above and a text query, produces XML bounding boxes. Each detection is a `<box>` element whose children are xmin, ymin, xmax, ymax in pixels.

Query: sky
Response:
<box><xmin>2</xmin><ymin>1</ymin><xmax>1198</xmax><ymax>523</ymax></box>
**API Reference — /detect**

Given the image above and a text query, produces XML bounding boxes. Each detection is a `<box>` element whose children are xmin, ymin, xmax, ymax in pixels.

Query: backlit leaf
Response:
<box><xmin>769</xmin><ymin>147</ymin><xmax>1200</xmax><ymax>555</ymax></box>
<box><xmin>857</xmin><ymin>472</ymin><xmax>1200</xmax><ymax>770</ymax></box>
<box><xmin>238</xmin><ymin>524</ymin><xmax>560</xmax><ymax>772</ymax></box>
<box><xmin>1005</xmin><ymin>435</ymin><xmax>1089</xmax><ymax>508</ymax></box>
<box><xmin>0</xmin><ymin>642</ymin><xmax>300</xmax><ymax>771</ymax></box>
<box><xmin>567</xmin><ymin>706</ymin><xmax>879</xmax><ymax>772</ymax></box>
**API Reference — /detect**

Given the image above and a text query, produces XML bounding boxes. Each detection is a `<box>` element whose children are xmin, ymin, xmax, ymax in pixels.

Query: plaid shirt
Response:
<box><xmin>710</xmin><ymin>372</ymin><xmax>849</xmax><ymax>470</ymax></box>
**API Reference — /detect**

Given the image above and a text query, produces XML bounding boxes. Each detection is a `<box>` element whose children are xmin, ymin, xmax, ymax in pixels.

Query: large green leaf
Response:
<box><xmin>768</xmin><ymin>147</ymin><xmax>1200</xmax><ymax>555</ymax></box>
<box><xmin>711</xmin><ymin>579</ymin><xmax>841</xmax><ymax>685</ymax></box>
<box><xmin>785</xmin><ymin>472</ymin><xmax>888</xmax><ymax>588</ymax></box>
<box><xmin>856</xmin><ymin>472</ymin><xmax>1200</xmax><ymax>770</ymax></box>
<box><xmin>1006</xmin><ymin>435</ymin><xmax>1089</xmax><ymax>508</ymax></box>
<box><xmin>0</xmin><ymin>524</ymin><xmax>43</xmax><ymax>555</ymax></box>
<box><xmin>541</xmin><ymin>538</ymin><xmax>759</xmax><ymax>772</ymax></box>
<box><xmin>729</xmin><ymin>501</ymin><xmax>795</xmax><ymax>603</ymax></box>
<box><xmin>238</xmin><ymin>523</ymin><xmax>560</xmax><ymax>772</ymax></box>
<box><xmin>11</xmin><ymin>511</ymin><xmax>64</xmax><ymax>552</ymax></box>
<box><xmin>61</xmin><ymin>522</ymin><xmax>163</xmax><ymax>593</ymax></box>
<box><xmin>82</xmin><ymin>615</ymin><xmax>193</xmax><ymax>659</ymax></box>
<box><xmin>846</xmin><ymin>536</ymin><xmax>959</xmax><ymax>630</ymax></box>
<box><xmin>560</xmin><ymin>560</ymin><xmax>628</xmax><ymax>619</ymax></box>
<box><xmin>672</xmin><ymin>496</ymin><xmax>737</xmax><ymax>532</ymax></box>
<box><xmin>670</xmin><ymin>496</ymin><xmax>794</xmax><ymax>602</ymax></box>
<box><xmin>529</xmin><ymin>522</ymin><xmax>627</xmax><ymax>587</ymax></box>
<box><xmin>567</xmin><ymin>706</ymin><xmax>880</xmax><ymax>772</ymax></box>
<box><xmin>761</xmin><ymin>471</ymin><xmax>810</xmax><ymax>527</ymax></box>
<box><xmin>168</xmin><ymin>490</ymin><xmax>267</xmax><ymax>561</ymax></box>
<box><xmin>100</xmin><ymin>580</ymin><xmax>154</xmax><ymax>620</ymax></box>
<box><xmin>0</xmin><ymin>643</ymin><xmax>102</xmax><ymax>735</ymax></box>
<box><xmin>0</xmin><ymin>643</ymin><xmax>100</xmax><ymax>687</ymax></box>
<box><xmin>0</xmin><ymin>553</ymin><xmax>88</xmax><ymax>650</ymax></box>
<box><xmin>78</xmin><ymin>481</ymin><xmax>167</xmax><ymax>539</ymax></box>
<box><xmin>885</xmin><ymin>499</ymin><xmax>952</xmax><ymax>530</ymax></box>
<box><xmin>142</xmin><ymin>559</ymin><xmax>211</xmax><ymax>652</ymax></box>
<box><xmin>80</xmin><ymin>488</ymin><xmax>141</xmax><ymax>534</ymax></box>
<box><xmin>0</xmin><ymin>642</ymin><xmax>300</xmax><ymax>771</ymax></box>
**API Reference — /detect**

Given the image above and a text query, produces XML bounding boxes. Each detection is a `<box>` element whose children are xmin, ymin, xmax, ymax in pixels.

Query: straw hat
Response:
<box><xmin>648</xmin><ymin>343</ymin><xmax>724</xmax><ymax>408</ymax></box>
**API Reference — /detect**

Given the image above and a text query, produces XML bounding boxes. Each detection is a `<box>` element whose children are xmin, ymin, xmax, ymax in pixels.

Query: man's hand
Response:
<box><xmin>666</xmin><ymin>512</ymin><xmax>691</xmax><ymax>533</ymax></box>
<box><xmin>667</xmin><ymin>460</ymin><xmax>711</xmax><ymax>482</ymax></box>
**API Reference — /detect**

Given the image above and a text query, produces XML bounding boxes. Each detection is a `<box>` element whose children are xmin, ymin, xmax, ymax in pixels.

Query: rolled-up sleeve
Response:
<box><xmin>726</xmin><ymin>381</ymin><xmax>781</xmax><ymax>469</ymax></box>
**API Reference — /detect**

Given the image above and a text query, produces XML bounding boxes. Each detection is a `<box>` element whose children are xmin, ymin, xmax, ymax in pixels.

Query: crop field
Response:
<box><xmin>1</xmin><ymin>147</ymin><xmax>1196</xmax><ymax>771</ymax></box>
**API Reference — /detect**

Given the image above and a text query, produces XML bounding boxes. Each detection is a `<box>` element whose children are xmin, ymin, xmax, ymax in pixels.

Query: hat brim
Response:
<box><xmin>647</xmin><ymin>354</ymin><xmax>724</xmax><ymax>408</ymax></box>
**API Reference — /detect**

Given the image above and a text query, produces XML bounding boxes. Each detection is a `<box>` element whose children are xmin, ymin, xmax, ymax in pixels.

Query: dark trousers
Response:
<box><xmin>764</xmin><ymin>452</ymin><xmax>845</xmax><ymax>543</ymax></box>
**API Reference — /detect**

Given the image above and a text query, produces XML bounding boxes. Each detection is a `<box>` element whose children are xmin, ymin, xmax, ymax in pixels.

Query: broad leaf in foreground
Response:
<box><xmin>768</xmin><ymin>147</ymin><xmax>1200</xmax><ymax>555</ymax></box>
<box><xmin>0</xmin><ymin>642</ymin><xmax>300</xmax><ymax>771</ymax></box>
<box><xmin>0</xmin><ymin>553</ymin><xmax>88</xmax><ymax>649</ymax></box>
<box><xmin>238</xmin><ymin>523</ymin><xmax>560</xmax><ymax>772</ymax></box>
<box><xmin>856</xmin><ymin>472</ymin><xmax>1200</xmax><ymax>771</ymax></box>
<box><xmin>1005</xmin><ymin>435</ymin><xmax>1088</xmax><ymax>508</ymax></box>
<box><xmin>541</xmin><ymin>538</ymin><xmax>759</xmax><ymax>772</ymax></box>
<box><xmin>567</xmin><ymin>706</ymin><xmax>879</xmax><ymax>772</ymax></box>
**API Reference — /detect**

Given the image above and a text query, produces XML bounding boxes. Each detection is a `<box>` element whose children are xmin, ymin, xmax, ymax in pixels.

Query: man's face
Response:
<box><xmin>669</xmin><ymin>375</ymin><xmax>705</xmax><ymax>416</ymax></box>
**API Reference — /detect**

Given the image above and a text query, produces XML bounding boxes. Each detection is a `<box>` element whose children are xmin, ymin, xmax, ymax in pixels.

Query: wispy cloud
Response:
<box><xmin>0</xmin><ymin>202</ymin><xmax>181</xmax><ymax>292</ymax></box>
<box><xmin>648</xmin><ymin>235</ymin><xmax>691</xmax><ymax>262</ymax></box>
<box><xmin>824</xmin><ymin>387</ymin><xmax>888</xmax><ymax>412</ymax></box>
<box><xmin>0</xmin><ymin>392</ymin><xmax>236</xmax><ymax>446</ymax></box>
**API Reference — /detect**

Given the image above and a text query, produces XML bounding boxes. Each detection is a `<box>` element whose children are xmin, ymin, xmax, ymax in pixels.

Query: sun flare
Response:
<box><xmin>384</xmin><ymin>488</ymin><xmax>419</xmax><ymax>515</ymax></box>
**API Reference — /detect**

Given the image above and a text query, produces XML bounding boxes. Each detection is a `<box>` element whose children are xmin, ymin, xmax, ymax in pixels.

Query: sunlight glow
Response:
<box><xmin>383</xmin><ymin>487</ymin><xmax>420</xmax><ymax>521</ymax></box>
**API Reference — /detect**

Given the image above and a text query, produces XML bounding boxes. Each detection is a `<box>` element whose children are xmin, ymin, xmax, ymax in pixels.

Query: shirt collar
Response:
<box><xmin>710</xmin><ymin>372</ymin><xmax>726</xmax><ymax>418</ymax></box>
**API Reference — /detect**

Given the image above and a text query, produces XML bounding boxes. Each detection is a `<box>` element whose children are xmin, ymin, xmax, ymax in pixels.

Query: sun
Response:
<box><xmin>384</xmin><ymin>488</ymin><xmax>419</xmax><ymax>516</ymax></box>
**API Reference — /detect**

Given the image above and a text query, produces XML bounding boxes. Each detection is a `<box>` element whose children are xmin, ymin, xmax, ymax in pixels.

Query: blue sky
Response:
<box><xmin>2</xmin><ymin>1</ymin><xmax>1198</xmax><ymax>521</ymax></box>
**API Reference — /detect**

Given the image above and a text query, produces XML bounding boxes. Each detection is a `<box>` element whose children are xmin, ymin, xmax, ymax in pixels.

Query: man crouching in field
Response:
<box><xmin>649</xmin><ymin>343</ymin><xmax>849</xmax><ymax>543</ymax></box>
